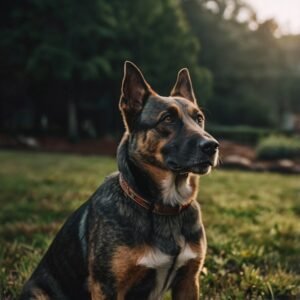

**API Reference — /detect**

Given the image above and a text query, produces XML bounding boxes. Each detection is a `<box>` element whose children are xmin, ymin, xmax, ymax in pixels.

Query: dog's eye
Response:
<box><xmin>195</xmin><ymin>114</ymin><xmax>204</xmax><ymax>125</ymax></box>
<box><xmin>161</xmin><ymin>114</ymin><xmax>174</xmax><ymax>124</ymax></box>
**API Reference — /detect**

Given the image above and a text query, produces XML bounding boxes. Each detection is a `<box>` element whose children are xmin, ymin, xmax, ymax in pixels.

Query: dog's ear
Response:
<box><xmin>170</xmin><ymin>68</ymin><xmax>196</xmax><ymax>103</ymax></box>
<box><xmin>119</xmin><ymin>61</ymin><xmax>153</xmax><ymax>131</ymax></box>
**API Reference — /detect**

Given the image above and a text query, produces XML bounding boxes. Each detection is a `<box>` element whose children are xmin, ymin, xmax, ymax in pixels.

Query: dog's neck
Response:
<box><xmin>117</xmin><ymin>135</ymin><xmax>198</xmax><ymax>207</ymax></box>
<box><xmin>159</xmin><ymin>173</ymin><xmax>198</xmax><ymax>207</ymax></box>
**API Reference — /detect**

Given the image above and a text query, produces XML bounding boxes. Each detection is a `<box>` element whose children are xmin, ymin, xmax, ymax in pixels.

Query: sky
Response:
<box><xmin>246</xmin><ymin>0</ymin><xmax>300</xmax><ymax>34</ymax></box>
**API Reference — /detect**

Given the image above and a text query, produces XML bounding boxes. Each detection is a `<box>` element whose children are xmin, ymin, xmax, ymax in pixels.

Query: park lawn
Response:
<box><xmin>0</xmin><ymin>150</ymin><xmax>299</xmax><ymax>299</ymax></box>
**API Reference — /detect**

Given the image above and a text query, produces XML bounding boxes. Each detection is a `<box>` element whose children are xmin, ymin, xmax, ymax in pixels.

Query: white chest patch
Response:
<box><xmin>177</xmin><ymin>243</ymin><xmax>198</xmax><ymax>268</ymax></box>
<box><xmin>137</xmin><ymin>244</ymin><xmax>198</xmax><ymax>300</ymax></box>
<box><xmin>161</xmin><ymin>174</ymin><xmax>193</xmax><ymax>207</ymax></box>
<box><xmin>137</xmin><ymin>248</ymin><xmax>171</xmax><ymax>300</ymax></box>
<box><xmin>138</xmin><ymin>248</ymin><xmax>171</xmax><ymax>268</ymax></box>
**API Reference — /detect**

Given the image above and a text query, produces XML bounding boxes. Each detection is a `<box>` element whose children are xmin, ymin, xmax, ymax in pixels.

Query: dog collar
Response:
<box><xmin>119</xmin><ymin>173</ymin><xmax>193</xmax><ymax>216</ymax></box>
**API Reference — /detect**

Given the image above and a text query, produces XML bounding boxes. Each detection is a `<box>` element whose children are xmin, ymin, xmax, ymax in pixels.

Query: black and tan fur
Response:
<box><xmin>20</xmin><ymin>61</ymin><xmax>219</xmax><ymax>300</ymax></box>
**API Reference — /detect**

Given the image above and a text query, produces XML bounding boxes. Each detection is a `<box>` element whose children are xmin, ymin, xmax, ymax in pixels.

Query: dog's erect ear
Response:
<box><xmin>170</xmin><ymin>68</ymin><xmax>196</xmax><ymax>103</ymax></box>
<box><xmin>119</xmin><ymin>61</ymin><xmax>153</xmax><ymax>131</ymax></box>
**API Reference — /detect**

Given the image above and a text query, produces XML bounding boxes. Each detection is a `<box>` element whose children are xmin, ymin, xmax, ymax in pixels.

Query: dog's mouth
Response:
<box><xmin>166</xmin><ymin>160</ymin><xmax>214</xmax><ymax>175</ymax></box>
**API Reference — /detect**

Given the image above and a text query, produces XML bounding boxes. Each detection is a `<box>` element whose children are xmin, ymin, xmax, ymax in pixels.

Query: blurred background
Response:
<box><xmin>1</xmin><ymin>1</ymin><xmax>300</xmax><ymax>298</ymax></box>
<box><xmin>0</xmin><ymin>0</ymin><xmax>300</xmax><ymax>165</ymax></box>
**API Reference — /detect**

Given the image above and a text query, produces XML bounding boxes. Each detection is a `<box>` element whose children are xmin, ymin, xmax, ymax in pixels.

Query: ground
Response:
<box><xmin>0</xmin><ymin>150</ymin><xmax>299</xmax><ymax>299</ymax></box>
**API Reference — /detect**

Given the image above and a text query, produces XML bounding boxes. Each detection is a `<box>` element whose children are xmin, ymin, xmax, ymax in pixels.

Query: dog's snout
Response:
<box><xmin>199</xmin><ymin>139</ymin><xmax>219</xmax><ymax>156</ymax></box>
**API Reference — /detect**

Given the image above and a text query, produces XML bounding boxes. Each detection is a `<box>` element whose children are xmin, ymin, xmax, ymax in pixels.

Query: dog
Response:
<box><xmin>20</xmin><ymin>61</ymin><xmax>219</xmax><ymax>300</ymax></box>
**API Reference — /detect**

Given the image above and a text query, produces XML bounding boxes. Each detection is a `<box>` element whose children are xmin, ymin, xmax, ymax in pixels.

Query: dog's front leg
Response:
<box><xmin>171</xmin><ymin>259</ymin><xmax>201</xmax><ymax>300</ymax></box>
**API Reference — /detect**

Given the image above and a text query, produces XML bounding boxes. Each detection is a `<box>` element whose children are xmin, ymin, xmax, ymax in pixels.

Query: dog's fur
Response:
<box><xmin>20</xmin><ymin>62</ymin><xmax>219</xmax><ymax>300</ymax></box>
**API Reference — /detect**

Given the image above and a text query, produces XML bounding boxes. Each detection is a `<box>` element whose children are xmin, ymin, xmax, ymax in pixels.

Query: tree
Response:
<box><xmin>1</xmin><ymin>0</ymin><xmax>118</xmax><ymax>137</ymax></box>
<box><xmin>0</xmin><ymin>0</ymin><xmax>211</xmax><ymax>137</ymax></box>
<box><xmin>181</xmin><ymin>0</ymin><xmax>286</xmax><ymax>127</ymax></box>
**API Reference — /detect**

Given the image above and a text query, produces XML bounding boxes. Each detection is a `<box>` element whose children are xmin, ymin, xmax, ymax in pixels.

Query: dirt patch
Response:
<box><xmin>0</xmin><ymin>134</ymin><xmax>299</xmax><ymax>173</ymax></box>
<box><xmin>219</xmin><ymin>140</ymin><xmax>256</xmax><ymax>160</ymax></box>
<box><xmin>0</xmin><ymin>134</ymin><xmax>118</xmax><ymax>156</ymax></box>
<box><xmin>219</xmin><ymin>139</ymin><xmax>300</xmax><ymax>174</ymax></box>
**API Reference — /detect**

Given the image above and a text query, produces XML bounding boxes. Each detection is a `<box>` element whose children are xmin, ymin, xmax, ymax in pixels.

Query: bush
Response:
<box><xmin>256</xmin><ymin>135</ymin><xmax>300</xmax><ymax>160</ymax></box>
<box><xmin>206</xmin><ymin>125</ymin><xmax>273</xmax><ymax>144</ymax></box>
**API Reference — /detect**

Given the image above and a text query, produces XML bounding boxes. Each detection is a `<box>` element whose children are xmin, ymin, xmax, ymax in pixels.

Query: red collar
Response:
<box><xmin>119</xmin><ymin>173</ymin><xmax>193</xmax><ymax>216</ymax></box>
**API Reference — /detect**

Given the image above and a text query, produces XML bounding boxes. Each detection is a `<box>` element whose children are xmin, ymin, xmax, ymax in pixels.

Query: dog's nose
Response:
<box><xmin>199</xmin><ymin>139</ymin><xmax>219</xmax><ymax>156</ymax></box>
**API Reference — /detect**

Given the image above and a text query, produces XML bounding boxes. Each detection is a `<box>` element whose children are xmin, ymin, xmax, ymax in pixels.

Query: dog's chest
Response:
<box><xmin>137</xmin><ymin>243</ymin><xmax>197</xmax><ymax>300</ymax></box>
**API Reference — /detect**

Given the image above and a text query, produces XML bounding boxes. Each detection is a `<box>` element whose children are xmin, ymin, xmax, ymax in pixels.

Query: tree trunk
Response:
<box><xmin>68</xmin><ymin>99</ymin><xmax>78</xmax><ymax>141</ymax></box>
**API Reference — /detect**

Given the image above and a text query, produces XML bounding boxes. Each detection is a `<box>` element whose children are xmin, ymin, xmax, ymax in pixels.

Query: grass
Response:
<box><xmin>0</xmin><ymin>150</ymin><xmax>299</xmax><ymax>299</ymax></box>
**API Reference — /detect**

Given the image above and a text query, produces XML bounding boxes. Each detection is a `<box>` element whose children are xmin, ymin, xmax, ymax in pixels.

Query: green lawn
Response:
<box><xmin>0</xmin><ymin>151</ymin><xmax>299</xmax><ymax>299</ymax></box>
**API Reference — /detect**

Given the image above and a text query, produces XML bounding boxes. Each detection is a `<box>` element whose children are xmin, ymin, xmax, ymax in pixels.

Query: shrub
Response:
<box><xmin>256</xmin><ymin>135</ymin><xmax>300</xmax><ymax>160</ymax></box>
<box><xmin>206</xmin><ymin>125</ymin><xmax>273</xmax><ymax>144</ymax></box>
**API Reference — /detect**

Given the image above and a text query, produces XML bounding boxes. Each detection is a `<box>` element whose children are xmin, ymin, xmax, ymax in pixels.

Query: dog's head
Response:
<box><xmin>119</xmin><ymin>61</ymin><xmax>219</xmax><ymax>176</ymax></box>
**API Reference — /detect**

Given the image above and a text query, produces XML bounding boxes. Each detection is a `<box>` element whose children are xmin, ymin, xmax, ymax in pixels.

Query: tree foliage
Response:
<box><xmin>181</xmin><ymin>0</ymin><xmax>293</xmax><ymax>126</ymax></box>
<box><xmin>0</xmin><ymin>0</ymin><xmax>299</xmax><ymax>136</ymax></box>
<box><xmin>1</xmin><ymin>0</ymin><xmax>211</xmax><ymax>136</ymax></box>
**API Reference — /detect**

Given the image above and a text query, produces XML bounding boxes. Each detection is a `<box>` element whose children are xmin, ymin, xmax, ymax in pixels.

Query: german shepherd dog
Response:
<box><xmin>20</xmin><ymin>62</ymin><xmax>219</xmax><ymax>300</ymax></box>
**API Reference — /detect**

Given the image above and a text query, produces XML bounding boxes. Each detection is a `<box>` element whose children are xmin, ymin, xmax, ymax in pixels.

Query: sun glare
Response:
<box><xmin>247</xmin><ymin>0</ymin><xmax>300</xmax><ymax>34</ymax></box>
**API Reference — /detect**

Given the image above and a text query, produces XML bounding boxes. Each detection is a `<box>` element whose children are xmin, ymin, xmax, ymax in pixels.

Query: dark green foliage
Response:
<box><xmin>181</xmin><ymin>0</ymin><xmax>288</xmax><ymax>127</ymax></box>
<box><xmin>0</xmin><ymin>0</ymin><xmax>209</xmax><ymax>137</ymax></box>
<box><xmin>1</xmin><ymin>0</ymin><xmax>300</xmax><ymax>136</ymax></box>
<box><xmin>279</xmin><ymin>35</ymin><xmax>300</xmax><ymax>114</ymax></box>
<box><xmin>256</xmin><ymin>135</ymin><xmax>300</xmax><ymax>160</ymax></box>
<box><xmin>207</xmin><ymin>125</ymin><xmax>274</xmax><ymax>144</ymax></box>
